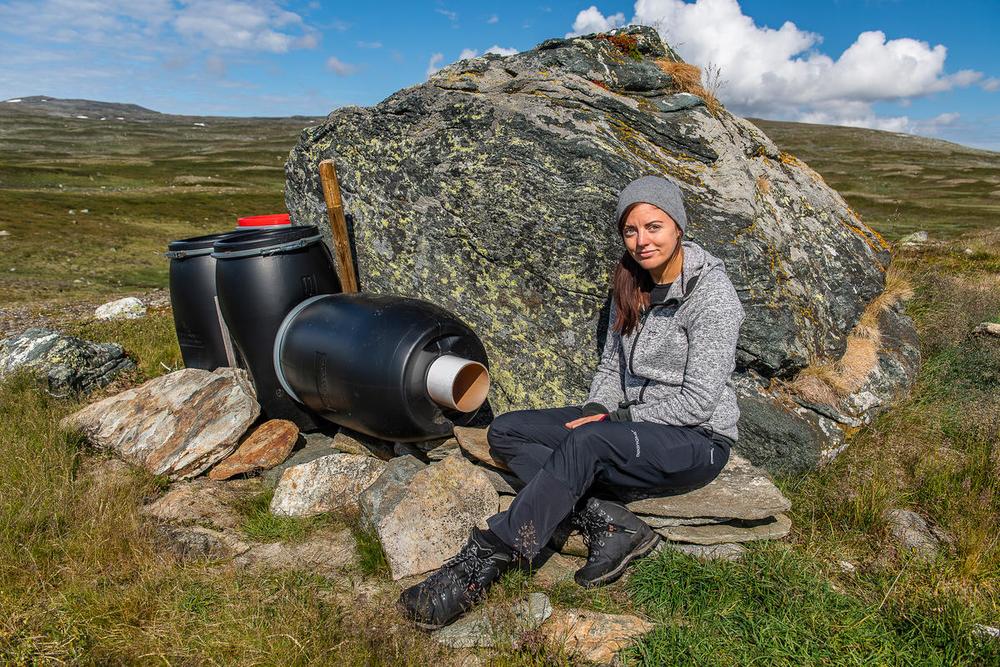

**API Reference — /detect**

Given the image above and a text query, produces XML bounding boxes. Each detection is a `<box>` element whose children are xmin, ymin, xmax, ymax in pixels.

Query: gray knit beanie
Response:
<box><xmin>613</xmin><ymin>175</ymin><xmax>688</xmax><ymax>234</ymax></box>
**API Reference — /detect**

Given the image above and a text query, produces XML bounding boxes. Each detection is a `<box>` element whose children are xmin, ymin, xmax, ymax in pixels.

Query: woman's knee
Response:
<box><xmin>486</xmin><ymin>410</ymin><xmax>531</xmax><ymax>455</ymax></box>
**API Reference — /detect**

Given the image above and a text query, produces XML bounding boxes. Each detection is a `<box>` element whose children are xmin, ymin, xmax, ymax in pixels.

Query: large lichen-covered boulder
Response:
<box><xmin>285</xmin><ymin>26</ymin><xmax>918</xmax><ymax>473</ymax></box>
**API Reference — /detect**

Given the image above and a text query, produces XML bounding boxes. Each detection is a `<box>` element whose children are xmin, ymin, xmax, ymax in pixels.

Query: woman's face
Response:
<box><xmin>621</xmin><ymin>203</ymin><xmax>682</xmax><ymax>275</ymax></box>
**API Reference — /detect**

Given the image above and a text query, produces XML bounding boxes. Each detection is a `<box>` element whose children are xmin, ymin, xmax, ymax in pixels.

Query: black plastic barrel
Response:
<box><xmin>274</xmin><ymin>293</ymin><xmax>489</xmax><ymax>442</ymax></box>
<box><xmin>214</xmin><ymin>225</ymin><xmax>340</xmax><ymax>430</ymax></box>
<box><xmin>166</xmin><ymin>230</ymin><xmax>253</xmax><ymax>371</ymax></box>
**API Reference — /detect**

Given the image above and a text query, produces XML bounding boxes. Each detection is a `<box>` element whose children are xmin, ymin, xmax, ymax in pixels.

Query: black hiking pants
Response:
<box><xmin>485</xmin><ymin>406</ymin><xmax>731</xmax><ymax>558</ymax></box>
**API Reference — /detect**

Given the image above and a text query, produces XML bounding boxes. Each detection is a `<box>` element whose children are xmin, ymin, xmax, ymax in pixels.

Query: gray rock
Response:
<box><xmin>898</xmin><ymin>230</ymin><xmax>929</xmax><ymax>246</ymax></box>
<box><xmin>1</xmin><ymin>327</ymin><xmax>135</xmax><ymax>394</ymax></box>
<box><xmin>284</xmin><ymin>25</ymin><xmax>913</xmax><ymax>474</ymax></box>
<box><xmin>261</xmin><ymin>431</ymin><xmax>335</xmax><ymax>484</ymax></box>
<box><xmin>625</xmin><ymin>454</ymin><xmax>790</xmax><ymax>520</ymax></box>
<box><xmin>424</xmin><ymin>437</ymin><xmax>460</xmax><ymax>461</ymax></box>
<box><xmin>543</xmin><ymin>608</ymin><xmax>654</xmax><ymax>664</ymax></box>
<box><xmin>362</xmin><ymin>453</ymin><xmax>499</xmax><ymax>579</ymax></box>
<box><xmin>534</xmin><ymin>551</ymin><xmax>586</xmax><ymax>586</ymax></box>
<box><xmin>154</xmin><ymin>524</ymin><xmax>250</xmax><ymax>559</ymax></box>
<box><xmin>359</xmin><ymin>455</ymin><xmax>427</xmax><ymax>526</ymax></box>
<box><xmin>332</xmin><ymin>427</ymin><xmax>394</xmax><ymax>459</ymax></box>
<box><xmin>973</xmin><ymin>624</ymin><xmax>1000</xmax><ymax>641</ymax></box>
<box><xmin>884</xmin><ymin>508</ymin><xmax>941</xmax><ymax>559</ymax></box>
<box><xmin>663</xmin><ymin>541</ymin><xmax>747</xmax><ymax>561</ymax></box>
<box><xmin>654</xmin><ymin>513</ymin><xmax>791</xmax><ymax>545</ymax></box>
<box><xmin>638</xmin><ymin>515</ymin><xmax>731</xmax><ymax>528</ymax></box>
<box><xmin>432</xmin><ymin>591</ymin><xmax>552</xmax><ymax>648</ymax></box>
<box><xmin>973</xmin><ymin>322</ymin><xmax>1000</xmax><ymax>337</ymax></box>
<box><xmin>94</xmin><ymin>296</ymin><xmax>146</xmax><ymax>320</ymax></box>
<box><xmin>480</xmin><ymin>466</ymin><xmax>521</xmax><ymax>495</ymax></box>
<box><xmin>270</xmin><ymin>453</ymin><xmax>386</xmax><ymax>517</ymax></box>
<box><xmin>61</xmin><ymin>368</ymin><xmax>259</xmax><ymax>479</ymax></box>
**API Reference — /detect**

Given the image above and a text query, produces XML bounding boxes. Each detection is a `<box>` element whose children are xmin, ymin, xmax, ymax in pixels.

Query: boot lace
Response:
<box><xmin>423</xmin><ymin>539</ymin><xmax>491</xmax><ymax>600</ymax></box>
<box><xmin>575</xmin><ymin>509</ymin><xmax>617</xmax><ymax>563</ymax></box>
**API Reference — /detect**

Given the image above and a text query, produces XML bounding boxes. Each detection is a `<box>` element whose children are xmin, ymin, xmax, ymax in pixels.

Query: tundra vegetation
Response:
<box><xmin>1</xmin><ymin>103</ymin><xmax>998</xmax><ymax>664</ymax></box>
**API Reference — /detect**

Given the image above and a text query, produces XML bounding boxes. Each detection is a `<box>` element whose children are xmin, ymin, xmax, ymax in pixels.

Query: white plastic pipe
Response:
<box><xmin>425</xmin><ymin>355</ymin><xmax>490</xmax><ymax>412</ymax></box>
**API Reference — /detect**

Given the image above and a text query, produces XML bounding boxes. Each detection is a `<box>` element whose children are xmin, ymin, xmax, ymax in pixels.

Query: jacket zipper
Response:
<box><xmin>625</xmin><ymin>304</ymin><xmax>664</xmax><ymax>406</ymax></box>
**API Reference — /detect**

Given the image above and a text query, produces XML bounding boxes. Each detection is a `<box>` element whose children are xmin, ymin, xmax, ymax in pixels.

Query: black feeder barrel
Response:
<box><xmin>274</xmin><ymin>293</ymin><xmax>489</xmax><ymax>442</ymax></box>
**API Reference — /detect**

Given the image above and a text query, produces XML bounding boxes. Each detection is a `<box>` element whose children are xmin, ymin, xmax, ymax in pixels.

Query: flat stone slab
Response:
<box><xmin>209</xmin><ymin>419</ymin><xmax>298</xmax><ymax>480</ymax></box>
<box><xmin>625</xmin><ymin>454</ymin><xmax>791</xmax><ymax>520</ymax></box>
<box><xmin>454</xmin><ymin>426</ymin><xmax>509</xmax><ymax>471</ymax></box>
<box><xmin>62</xmin><ymin>367</ymin><xmax>259</xmax><ymax>479</ymax></box>
<box><xmin>270</xmin><ymin>453</ymin><xmax>386</xmax><ymax>517</ymax></box>
<box><xmin>654</xmin><ymin>513</ymin><xmax>791</xmax><ymax>545</ymax></box>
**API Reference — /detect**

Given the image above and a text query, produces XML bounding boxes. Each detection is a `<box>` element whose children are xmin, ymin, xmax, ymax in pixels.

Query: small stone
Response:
<box><xmin>838</xmin><ymin>560</ymin><xmax>857</xmax><ymax>573</ymax></box>
<box><xmin>963</xmin><ymin>247</ymin><xmax>975</xmax><ymax>256</ymax></box>
<box><xmin>142</xmin><ymin>478</ymin><xmax>258</xmax><ymax>531</ymax></box>
<box><xmin>884</xmin><ymin>508</ymin><xmax>941</xmax><ymax>559</ymax></box>
<box><xmin>454</xmin><ymin>426</ymin><xmax>509</xmax><ymax>471</ymax></box>
<box><xmin>498</xmin><ymin>494</ymin><xmax>514</xmax><ymax>512</ymax></box>
<box><xmin>899</xmin><ymin>230</ymin><xmax>929</xmax><ymax>246</ymax></box>
<box><xmin>261</xmin><ymin>431</ymin><xmax>336</xmax><ymax>484</ymax></box>
<box><xmin>433</xmin><ymin>592</ymin><xmax>552</xmax><ymax>648</ymax></box>
<box><xmin>209</xmin><ymin>419</ymin><xmax>299</xmax><ymax>480</ymax></box>
<box><xmin>270</xmin><ymin>453</ymin><xmax>386</xmax><ymax>517</ymax></box>
<box><xmin>654</xmin><ymin>513</ymin><xmax>791</xmax><ymax>545</ymax></box>
<box><xmin>0</xmin><ymin>230</ymin><xmax>9</xmax><ymax>237</ymax></box>
<box><xmin>332</xmin><ymin>427</ymin><xmax>394</xmax><ymax>459</ymax></box>
<box><xmin>664</xmin><ymin>541</ymin><xmax>747</xmax><ymax>561</ymax></box>
<box><xmin>94</xmin><ymin>296</ymin><xmax>146</xmax><ymax>320</ymax></box>
<box><xmin>973</xmin><ymin>624</ymin><xmax>1000</xmax><ymax>641</ymax></box>
<box><xmin>542</xmin><ymin>608</ymin><xmax>653</xmax><ymax>664</ymax></box>
<box><xmin>973</xmin><ymin>322</ymin><xmax>1000</xmax><ymax>337</ymax></box>
<box><xmin>425</xmin><ymin>437</ymin><xmax>460</xmax><ymax>461</ymax></box>
<box><xmin>61</xmin><ymin>368</ymin><xmax>258</xmax><ymax>479</ymax></box>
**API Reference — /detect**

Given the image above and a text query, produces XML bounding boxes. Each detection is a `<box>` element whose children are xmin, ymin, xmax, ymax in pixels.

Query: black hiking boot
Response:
<box><xmin>573</xmin><ymin>497</ymin><xmax>661</xmax><ymax>588</ymax></box>
<box><xmin>397</xmin><ymin>527</ymin><xmax>520</xmax><ymax>630</ymax></box>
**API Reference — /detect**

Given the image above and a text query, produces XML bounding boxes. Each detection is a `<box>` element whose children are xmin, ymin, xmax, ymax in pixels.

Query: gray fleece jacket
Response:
<box><xmin>583</xmin><ymin>241</ymin><xmax>745</xmax><ymax>441</ymax></box>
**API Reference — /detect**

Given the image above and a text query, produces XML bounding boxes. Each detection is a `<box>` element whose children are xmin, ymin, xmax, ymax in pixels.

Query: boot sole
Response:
<box><xmin>576</xmin><ymin>530</ymin><xmax>662</xmax><ymax>589</ymax></box>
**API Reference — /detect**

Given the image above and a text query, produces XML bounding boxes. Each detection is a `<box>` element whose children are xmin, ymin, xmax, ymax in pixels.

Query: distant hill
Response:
<box><xmin>751</xmin><ymin>118</ymin><xmax>999</xmax><ymax>239</ymax></box>
<box><xmin>2</xmin><ymin>96</ymin><xmax>163</xmax><ymax>120</ymax></box>
<box><xmin>1</xmin><ymin>96</ymin><xmax>322</xmax><ymax>122</ymax></box>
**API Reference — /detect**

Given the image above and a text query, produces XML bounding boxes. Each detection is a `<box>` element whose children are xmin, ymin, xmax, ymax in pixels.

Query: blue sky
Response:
<box><xmin>1</xmin><ymin>1</ymin><xmax>998</xmax><ymax>149</ymax></box>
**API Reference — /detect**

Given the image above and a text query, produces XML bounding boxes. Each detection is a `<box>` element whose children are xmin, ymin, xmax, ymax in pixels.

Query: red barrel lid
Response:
<box><xmin>238</xmin><ymin>213</ymin><xmax>291</xmax><ymax>227</ymax></box>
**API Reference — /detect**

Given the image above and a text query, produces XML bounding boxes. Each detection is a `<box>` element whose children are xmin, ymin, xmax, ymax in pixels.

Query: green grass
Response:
<box><xmin>753</xmin><ymin>119</ymin><xmax>1000</xmax><ymax>241</ymax></box>
<box><xmin>626</xmin><ymin>545</ymin><xmax>999</xmax><ymax>665</ymax></box>
<box><xmin>235</xmin><ymin>488</ymin><xmax>336</xmax><ymax>544</ymax></box>
<box><xmin>351</xmin><ymin>522</ymin><xmax>392</xmax><ymax>579</ymax></box>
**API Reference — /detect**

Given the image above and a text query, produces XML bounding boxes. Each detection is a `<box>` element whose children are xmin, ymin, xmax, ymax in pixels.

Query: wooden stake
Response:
<box><xmin>318</xmin><ymin>159</ymin><xmax>359</xmax><ymax>293</ymax></box>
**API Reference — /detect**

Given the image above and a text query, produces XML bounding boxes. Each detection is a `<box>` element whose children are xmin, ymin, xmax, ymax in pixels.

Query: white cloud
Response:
<box><xmin>566</xmin><ymin>5</ymin><xmax>625</xmax><ymax>37</ymax></box>
<box><xmin>426</xmin><ymin>52</ymin><xmax>444</xmax><ymax>78</ymax></box>
<box><xmin>459</xmin><ymin>48</ymin><xmax>479</xmax><ymax>61</ymax></box>
<box><xmin>436</xmin><ymin>8</ymin><xmax>458</xmax><ymax>24</ymax></box>
<box><xmin>564</xmin><ymin>0</ymin><xmax>987</xmax><ymax>135</ymax></box>
<box><xmin>487</xmin><ymin>14</ymin><xmax>499</xmax><ymax>24</ymax></box>
<box><xmin>357</xmin><ymin>40</ymin><xmax>382</xmax><ymax>49</ymax></box>
<box><xmin>981</xmin><ymin>77</ymin><xmax>1000</xmax><ymax>92</ymax></box>
<box><xmin>326</xmin><ymin>56</ymin><xmax>357</xmax><ymax>76</ymax></box>
<box><xmin>174</xmin><ymin>1</ymin><xmax>309</xmax><ymax>53</ymax></box>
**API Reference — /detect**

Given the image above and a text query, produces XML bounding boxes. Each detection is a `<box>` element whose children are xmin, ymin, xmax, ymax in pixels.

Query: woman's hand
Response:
<box><xmin>564</xmin><ymin>413</ymin><xmax>608</xmax><ymax>429</ymax></box>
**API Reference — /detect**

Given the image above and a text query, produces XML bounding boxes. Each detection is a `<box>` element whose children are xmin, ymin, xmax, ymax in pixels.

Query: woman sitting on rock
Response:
<box><xmin>399</xmin><ymin>175</ymin><xmax>745</xmax><ymax>629</ymax></box>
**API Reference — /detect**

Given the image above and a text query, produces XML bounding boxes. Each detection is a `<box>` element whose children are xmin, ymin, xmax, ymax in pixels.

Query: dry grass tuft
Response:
<box><xmin>653</xmin><ymin>59</ymin><xmax>723</xmax><ymax>116</ymax></box>
<box><xmin>789</xmin><ymin>264</ymin><xmax>913</xmax><ymax>406</ymax></box>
